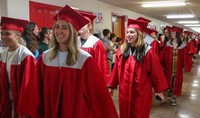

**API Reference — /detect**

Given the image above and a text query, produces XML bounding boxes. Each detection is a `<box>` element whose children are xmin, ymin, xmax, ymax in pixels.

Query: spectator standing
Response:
<box><xmin>101</xmin><ymin>29</ymin><xmax>116</xmax><ymax>73</ymax></box>
<box><xmin>22</xmin><ymin>22</ymin><xmax>40</xmax><ymax>60</ymax></box>
<box><xmin>38</xmin><ymin>27</ymin><xmax>53</xmax><ymax>54</ymax></box>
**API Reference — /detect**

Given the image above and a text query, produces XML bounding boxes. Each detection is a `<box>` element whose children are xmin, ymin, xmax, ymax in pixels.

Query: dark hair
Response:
<box><xmin>116</xmin><ymin>37</ymin><xmax>121</xmax><ymax>42</ymax></box>
<box><xmin>157</xmin><ymin>33</ymin><xmax>162</xmax><ymax>41</ymax></box>
<box><xmin>122</xmin><ymin>43</ymin><xmax>147</xmax><ymax>62</ymax></box>
<box><xmin>93</xmin><ymin>33</ymin><xmax>100</xmax><ymax>38</ymax></box>
<box><xmin>109</xmin><ymin>33</ymin><xmax>116</xmax><ymax>40</ymax></box>
<box><xmin>163</xmin><ymin>28</ymin><xmax>171</xmax><ymax>46</ymax></box>
<box><xmin>102</xmin><ymin>29</ymin><xmax>110</xmax><ymax>36</ymax></box>
<box><xmin>22</xmin><ymin>22</ymin><xmax>39</xmax><ymax>53</ymax></box>
<box><xmin>170</xmin><ymin>32</ymin><xmax>182</xmax><ymax>47</ymax></box>
<box><xmin>39</xmin><ymin>27</ymin><xmax>52</xmax><ymax>42</ymax></box>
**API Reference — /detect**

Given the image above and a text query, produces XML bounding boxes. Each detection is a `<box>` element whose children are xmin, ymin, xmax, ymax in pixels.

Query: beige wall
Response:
<box><xmin>6</xmin><ymin>0</ymin><xmax>29</xmax><ymax>20</ymax></box>
<box><xmin>0</xmin><ymin>0</ymin><xmax>8</xmax><ymax>17</ymax></box>
<box><xmin>1</xmin><ymin>0</ymin><xmax>171</xmax><ymax>34</ymax></box>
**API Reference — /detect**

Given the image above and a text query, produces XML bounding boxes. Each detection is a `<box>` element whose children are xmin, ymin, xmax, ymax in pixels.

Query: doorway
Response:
<box><xmin>112</xmin><ymin>13</ymin><xmax>125</xmax><ymax>42</ymax></box>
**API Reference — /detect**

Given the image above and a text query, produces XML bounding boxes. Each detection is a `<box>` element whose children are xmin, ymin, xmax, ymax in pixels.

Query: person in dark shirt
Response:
<box><xmin>38</xmin><ymin>27</ymin><xmax>53</xmax><ymax>54</ymax></box>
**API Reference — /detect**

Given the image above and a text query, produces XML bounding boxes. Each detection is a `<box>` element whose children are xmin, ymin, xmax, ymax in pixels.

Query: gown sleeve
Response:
<box><xmin>148</xmin><ymin>49</ymin><xmax>169</xmax><ymax>92</ymax></box>
<box><xmin>31</xmin><ymin>55</ymin><xmax>45</xmax><ymax>118</ymax></box>
<box><xmin>108</xmin><ymin>49</ymin><xmax>121</xmax><ymax>88</ymax></box>
<box><xmin>17</xmin><ymin>56</ymin><xmax>37</xmax><ymax>116</ymax></box>
<box><xmin>82</xmin><ymin>57</ymin><xmax>118</xmax><ymax>118</ymax></box>
<box><xmin>93</xmin><ymin>40</ymin><xmax>111</xmax><ymax>83</ymax></box>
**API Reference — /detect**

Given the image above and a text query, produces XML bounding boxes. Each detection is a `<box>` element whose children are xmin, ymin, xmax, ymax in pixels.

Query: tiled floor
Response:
<box><xmin>112</xmin><ymin>56</ymin><xmax>200</xmax><ymax>118</ymax></box>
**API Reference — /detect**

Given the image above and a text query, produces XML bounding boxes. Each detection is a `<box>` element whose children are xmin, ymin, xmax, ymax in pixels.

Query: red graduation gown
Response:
<box><xmin>109</xmin><ymin>46</ymin><xmax>168</xmax><ymax>118</ymax></box>
<box><xmin>184</xmin><ymin>40</ymin><xmax>195</xmax><ymax>72</ymax></box>
<box><xmin>0</xmin><ymin>45</ymin><xmax>36</xmax><ymax>118</ymax></box>
<box><xmin>160</xmin><ymin>42</ymin><xmax>186</xmax><ymax>96</ymax></box>
<box><xmin>144</xmin><ymin>35</ymin><xmax>160</xmax><ymax>56</ymax></box>
<box><xmin>150</xmin><ymin>40</ymin><xmax>160</xmax><ymax>56</ymax></box>
<box><xmin>31</xmin><ymin>49</ymin><xmax>118</xmax><ymax>118</ymax></box>
<box><xmin>77</xmin><ymin>35</ymin><xmax>110</xmax><ymax>83</ymax></box>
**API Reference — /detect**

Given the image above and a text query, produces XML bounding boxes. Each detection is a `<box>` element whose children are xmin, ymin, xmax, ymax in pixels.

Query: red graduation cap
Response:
<box><xmin>53</xmin><ymin>5</ymin><xmax>90</xmax><ymax>31</ymax></box>
<box><xmin>149</xmin><ymin>29</ymin><xmax>158</xmax><ymax>35</ymax></box>
<box><xmin>183</xmin><ymin>31</ymin><xmax>191</xmax><ymax>35</ymax></box>
<box><xmin>1</xmin><ymin>16</ymin><xmax>28</xmax><ymax>33</ymax></box>
<box><xmin>79</xmin><ymin>12</ymin><xmax>96</xmax><ymax>23</ymax></box>
<box><xmin>136</xmin><ymin>17</ymin><xmax>151</xmax><ymax>23</ymax></box>
<box><xmin>165</xmin><ymin>26</ymin><xmax>172</xmax><ymax>31</ymax></box>
<box><xmin>128</xmin><ymin>19</ymin><xmax>148</xmax><ymax>32</ymax></box>
<box><xmin>171</xmin><ymin>26</ymin><xmax>183</xmax><ymax>33</ymax></box>
<box><xmin>136</xmin><ymin>17</ymin><xmax>151</xmax><ymax>33</ymax></box>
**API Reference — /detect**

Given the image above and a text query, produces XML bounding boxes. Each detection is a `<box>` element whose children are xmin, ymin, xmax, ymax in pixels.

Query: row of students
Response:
<box><xmin>1</xmin><ymin>4</ymin><xmax>199</xmax><ymax>118</ymax></box>
<box><xmin>0</xmin><ymin>5</ymin><xmax>117</xmax><ymax>118</ymax></box>
<box><xmin>130</xmin><ymin>17</ymin><xmax>197</xmax><ymax>107</ymax></box>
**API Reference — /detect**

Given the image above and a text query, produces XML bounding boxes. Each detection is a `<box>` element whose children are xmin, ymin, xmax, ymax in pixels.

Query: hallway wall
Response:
<box><xmin>1</xmin><ymin>0</ymin><xmax>171</xmax><ymax>35</ymax></box>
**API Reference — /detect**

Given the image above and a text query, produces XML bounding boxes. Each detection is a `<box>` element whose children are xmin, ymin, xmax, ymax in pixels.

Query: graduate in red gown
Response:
<box><xmin>27</xmin><ymin>5</ymin><xmax>118</xmax><ymax>118</ymax></box>
<box><xmin>149</xmin><ymin>29</ymin><xmax>160</xmax><ymax>56</ymax></box>
<box><xmin>77</xmin><ymin>12</ymin><xmax>110</xmax><ymax>83</ymax></box>
<box><xmin>160</xmin><ymin>26</ymin><xmax>186</xmax><ymax>106</ymax></box>
<box><xmin>183</xmin><ymin>31</ymin><xmax>193</xmax><ymax>72</ymax></box>
<box><xmin>108</xmin><ymin>19</ymin><xmax>168</xmax><ymax>118</ymax></box>
<box><xmin>0</xmin><ymin>17</ymin><xmax>37</xmax><ymax>118</ymax></box>
<box><xmin>137</xmin><ymin>17</ymin><xmax>160</xmax><ymax>57</ymax></box>
<box><xmin>162</xmin><ymin>26</ymin><xmax>172</xmax><ymax>47</ymax></box>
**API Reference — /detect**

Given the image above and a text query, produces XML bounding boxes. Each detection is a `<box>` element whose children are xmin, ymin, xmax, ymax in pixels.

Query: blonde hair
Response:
<box><xmin>121</xmin><ymin>29</ymin><xmax>144</xmax><ymax>54</ymax></box>
<box><xmin>49</xmin><ymin>23</ymin><xmax>79</xmax><ymax>66</ymax></box>
<box><xmin>14</xmin><ymin>31</ymin><xmax>26</xmax><ymax>46</ymax></box>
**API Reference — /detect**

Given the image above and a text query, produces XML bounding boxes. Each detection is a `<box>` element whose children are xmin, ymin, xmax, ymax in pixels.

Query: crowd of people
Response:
<box><xmin>0</xmin><ymin>4</ymin><xmax>200</xmax><ymax>118</ymax></box>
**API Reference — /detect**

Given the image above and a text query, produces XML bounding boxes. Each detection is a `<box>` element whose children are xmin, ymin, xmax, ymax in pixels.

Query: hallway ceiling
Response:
<box><xmin>98</xmin><ymin>0</ymin><xmax>200</xmax><ymax>33</ymax></box>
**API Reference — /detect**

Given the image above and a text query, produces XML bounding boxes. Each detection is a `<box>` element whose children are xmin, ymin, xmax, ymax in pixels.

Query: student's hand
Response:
<box><xmin>155</xmin><ymin>92</ymin><xmax>165</xmax><ymax>102</ymax></box>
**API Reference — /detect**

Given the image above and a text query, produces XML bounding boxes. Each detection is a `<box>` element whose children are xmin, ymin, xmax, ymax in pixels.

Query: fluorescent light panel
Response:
<box><xmin>185</xmin><ymin>24</ymin><xmax>200</xmax><ymax>27</ymax></box>
<box><xmin>178</xmin><ymin>21</ymin><xmax>199</xmax><ymax>24</ymax></box>
<box><xmin>141</xmin><ymin>1</ymin><xmax>186</xmax><ymax>7</ymax></box>
<box><xmin>167</xmin><ymin>15</ymin><xmax>194</xmax><ymax>19</ymax></box>
<box><xmin>190</xmin><ymin>27</ymin><xmax>200</xmax><ymax>33</ymax></box>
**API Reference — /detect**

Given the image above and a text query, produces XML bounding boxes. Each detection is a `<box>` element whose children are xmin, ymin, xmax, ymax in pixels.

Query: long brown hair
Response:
<box><xmin>121</xmin><ymin>29</ymin><xmax>145</xmax><ymax>62</ymax></box>
<box><xmin>49</xmin><ymin>22</ymin><xmax>79</xmax><ymax>66</ymax></box>
<box><xmin>170</xmin><ymin>32</ymin><xmax>183</xmax><ymax>47</ymax></box>
<box><xmin>22</xmin><ymin>22</ymin><xmax>39</xmax><ymax>53</ymax></box>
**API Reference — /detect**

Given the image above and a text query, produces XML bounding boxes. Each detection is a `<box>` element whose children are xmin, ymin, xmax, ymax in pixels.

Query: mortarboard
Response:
<box><xmin>171</xmin><ymin>26</ymin><xmax>183</xmax><ymax>33</ymax></box>
<box><xmin>149</xmin><ymin>29</ymin><xmax>158</xmax><ymax>35</ymax></box>
<box><xmin>183</xmin><ymin>31</ymin><xmax>191</xmax><ymax>35</ymax></box>
<box><xmin>1</xmin><ymin>16</ymin><xmax>28</xmax><ymax>33</ymax></box>
<box><xmin>136</xmin><ymin>17</ymin><xmax>151</xmax><ymax>33</ymax></box>
<box><xmin>53</xmin><ymin>5</ymin><xmax>90</xmax><ymax>31</ymax></box>
<box><xmin>128</xmin><ymin>19</ymin><xmax>148</xmax><ymax>32</ymax></box>
<box><xmin>79</xmin><ymin>12</ymin><xmax>96</xmax><ymax>23</ymax></box>
<box><xmin>164</xmin><ymin>26</ymin><xmax>172</xmax><ymax>31</ymax></box>
<box><xmin>136</xmin><ymin>17</ymin><xmax>151</xmax><ymax>23</ymax></box>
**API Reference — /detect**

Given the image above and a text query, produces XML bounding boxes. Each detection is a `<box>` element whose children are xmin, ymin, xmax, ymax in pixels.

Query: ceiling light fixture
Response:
<box><xmin>141</xmin><ymin>1</ymin><xmax>186</xmax><ymax>7</ymax></box>
<box><xmin>167</xmin><ymin>15</ymin><xmax>194</xmax><ymax>19</ymax></box>
<box><xmin>190</xmin><ymin>27</ymin><xmax>200</xmax><ymax>33</ymax></box>
<box><xmin>178</xmin><ymin>21</ymin><xmax>199</xmax><ymax>24</ymax></box>
<box><xmin>185</xmin><ymin>24</ymin><xmax>200</xmax><ymax>27</ymax></box>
